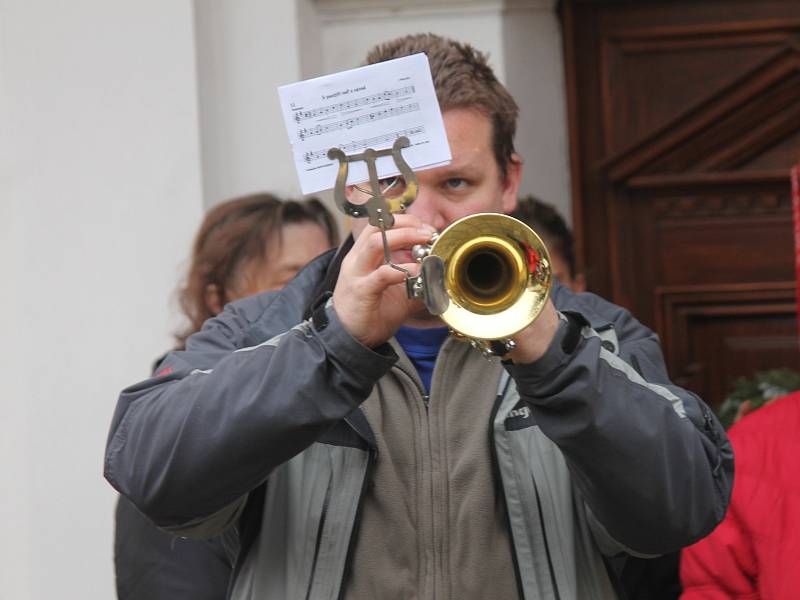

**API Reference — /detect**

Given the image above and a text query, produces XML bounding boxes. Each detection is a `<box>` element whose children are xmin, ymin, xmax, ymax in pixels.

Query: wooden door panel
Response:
<box><xmin>656</xmin><ymin>284</ymin><xmax>798</xmax><ymax>407</ymax></box>
<box><xmin>745</xmin><ymin>129</ymin><xmax>800</xmax><ymax>169</ymax></box>
<box><xmin>563</xmin><ymin>0</ymin><xmax>800</xmax><ymax>408</ymax></box>
<box><xmin>603</xmin><ymin>40</ymin><xmax>784</xmax><ymax>153</ymax></box>
<box><xmin>655</xmin><ymin>213</ymin><xmax>794</xmax><ymax>286</ymax></box>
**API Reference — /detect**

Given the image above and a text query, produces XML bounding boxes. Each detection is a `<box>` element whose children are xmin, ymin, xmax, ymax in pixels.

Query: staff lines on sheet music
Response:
<box><xmin>293</xmin><ymin>85</ymin><xmax>416</xmax><ymax>123</ymax></box>
<box><xmin>303</xmin><ymin>126</ymin><xmax>425</xmax><ymax>164</ymax></box>
<box><xmin>297</xmin><ymin>102</ymin><xmax>420</xmax><ymax>141</ymax></box>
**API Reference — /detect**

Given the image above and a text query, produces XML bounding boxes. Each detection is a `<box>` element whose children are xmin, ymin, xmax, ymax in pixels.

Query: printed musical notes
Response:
<box><xmin>303</xmin><ymin>126</ymin><xmax>425</xmax><ymax>163</ymax></box>
<box><xmin>278</xmin><ymin>54</ymin><xmax>451</xmax><ymax>194</ymax></box>
<box><xmin>297</xmin><ymin>103</ymin><xmax>420</xmax><ymax>140</ymax></box>
<box><xmin>293</xmin><ymin>86</ymin><xmax>416</xmax><ymax>123</ymax></box>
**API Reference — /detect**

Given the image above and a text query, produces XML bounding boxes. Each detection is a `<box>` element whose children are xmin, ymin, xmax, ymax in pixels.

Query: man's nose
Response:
<box><xmin>405</xmin><ymin>187</ymin><xmax>446</xmax><ymax>230</ymax></box>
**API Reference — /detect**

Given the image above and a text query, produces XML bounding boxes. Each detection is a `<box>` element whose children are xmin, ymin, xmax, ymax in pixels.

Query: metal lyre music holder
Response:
<box><xmin>328</xmin><ymin>136</ymin><xmax>419</xmax><ymax>272</ymax></box>
<box><xmin>328</xmin><ymin>136</ymin><xmax>418</xmax><ymax>226</ymax></box>
<box><xmin>327</xmin><ymin>136</ymin><xmax>448</xmax><ymax>313</ymax></box>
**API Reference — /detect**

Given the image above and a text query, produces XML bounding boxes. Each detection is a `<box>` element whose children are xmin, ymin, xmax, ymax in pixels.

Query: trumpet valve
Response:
<box><xmin>412</xmin><ymin>243</ymin><xmax>431</xmax><ymax>263</ymax></box>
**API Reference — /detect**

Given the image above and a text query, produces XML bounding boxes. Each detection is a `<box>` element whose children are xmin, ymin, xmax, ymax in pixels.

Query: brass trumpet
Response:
<box><xmin>409</xmin><ymin>212</ymin><xmax>552</xmax><ymax>356</ymax></box>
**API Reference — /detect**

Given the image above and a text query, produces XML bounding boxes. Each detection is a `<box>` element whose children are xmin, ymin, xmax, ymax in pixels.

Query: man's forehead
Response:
<box><xmin>438</xmin><ymin>109</ymin><xmax>495</xmax><ymax>165</ymax></box>
<box><xmin>443</xmin><ymin>107</ymin><xmax>491</xmax><ymax>139</ymax></box>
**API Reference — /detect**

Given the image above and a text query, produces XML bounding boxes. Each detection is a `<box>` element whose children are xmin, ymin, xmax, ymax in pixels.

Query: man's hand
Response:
<box><xmin>333</xmin><ymin>214</ymin><xmax>436</xmax><ymax>348</ymax></box>
<box><xmin>506</xmin><ymin>299</ymin><xmax>561</xmax><ymax>364</ymax></box>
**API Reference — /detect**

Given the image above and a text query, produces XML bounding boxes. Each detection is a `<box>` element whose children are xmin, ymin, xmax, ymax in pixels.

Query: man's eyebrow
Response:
<box><xmin>438</xmin><ymin>155</ymin><xmax>483</xmax><ymax>175</ymax></box>
<box><xmin>431</xmin><ymin>165</ymin><xmax>467</xmax><ymax>179</ymax></box>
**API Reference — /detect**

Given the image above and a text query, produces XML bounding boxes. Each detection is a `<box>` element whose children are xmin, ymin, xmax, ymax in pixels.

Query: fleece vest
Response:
<box><xmin>344</xmin><ymin>336</ymin><xmax>519</xmax><ymax>600</ymax></box>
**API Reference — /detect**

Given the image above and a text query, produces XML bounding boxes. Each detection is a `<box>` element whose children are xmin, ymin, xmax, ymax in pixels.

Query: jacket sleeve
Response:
<box><xmin>506</xmin><ymin>299</ymin><xmax>734</xmax><ymax>555</ymax></box>
<box><xmin>104</xmin><ymin>299</ymin><xmax>396</xmax><ymax>534</ymax></box>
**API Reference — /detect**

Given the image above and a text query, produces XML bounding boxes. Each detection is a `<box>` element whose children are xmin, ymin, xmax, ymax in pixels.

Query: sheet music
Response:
<box><xmin>278</xmin><ymin>54</ymin><xmax>451</xmax><ymax>195</ymax></box>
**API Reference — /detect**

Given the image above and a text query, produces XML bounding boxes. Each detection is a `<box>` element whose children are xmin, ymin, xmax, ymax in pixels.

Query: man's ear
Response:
<box><xmin>204</xmin><ymin>284</ymin><xmax>224</xmax><ymax>316</ymax></box>
<box><xmin>501</xmin><ymin>154</ymin><xmax>523</xmax><ymax>214</ymax></box>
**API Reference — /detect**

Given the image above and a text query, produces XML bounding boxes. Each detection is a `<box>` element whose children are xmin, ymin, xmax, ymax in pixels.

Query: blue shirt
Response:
<box><xmin>394</xmin><ymin>325</ymin><xmax>450</xmax><ymax>393</ymax></box>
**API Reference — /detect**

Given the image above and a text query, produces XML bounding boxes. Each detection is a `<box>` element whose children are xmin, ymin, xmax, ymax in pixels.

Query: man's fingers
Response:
<box><xmin>351</xmin><ymin>213</ymin><xmax>433</xmax><ymax>249</ymax></box>
<box><xmin>349</xmin><ymin>226</ymin><xmax>435</xmax><ymax>273</ymax></box>
<box><xmin>355</xmin><ymin>213</ymin><xmax>427</xmax><ymax>234</ymax></box>
<box><xmin>362</xmin><ymin>262</ymin><xmax>422</xmax><ymax>294</ymax></box>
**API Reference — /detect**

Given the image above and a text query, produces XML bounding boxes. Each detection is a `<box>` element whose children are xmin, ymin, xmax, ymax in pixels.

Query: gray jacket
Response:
<box><xmin>105</xmin><ymin>248</ymin><xmax>733</xmax><ymax>599</ymax></box>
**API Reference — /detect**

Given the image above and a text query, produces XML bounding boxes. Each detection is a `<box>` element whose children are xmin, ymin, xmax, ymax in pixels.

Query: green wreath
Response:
<box><xmin>717</xmin><ymin>368</ymin><xmax>800</xmax><ymax>429</ymax></box>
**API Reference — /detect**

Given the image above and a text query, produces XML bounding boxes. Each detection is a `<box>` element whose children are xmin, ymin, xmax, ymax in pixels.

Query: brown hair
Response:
<box><xmin>365</xmin><ymin>33</ymin><xmax>519</xmax><ymax>178</ymax></box>
<box><xmin>175</xmin><ymin>193</ymin><xmax>339</xmax><ymax>347</ymax></box>
<box><xmin>510</xmin><ymin>195</ymin><xmax>575</xmax><ymax>278</ymax></box>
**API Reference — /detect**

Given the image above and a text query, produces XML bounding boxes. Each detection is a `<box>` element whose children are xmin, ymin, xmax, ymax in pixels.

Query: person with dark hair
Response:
<box><xmin>114</xmin><ymin>193</ymin><xmax>337</xmax><ymax>600</ymax></box>
<box><xmin>106</xmin><ymin>34</ymin><xmax>732</xmax><ymax>599</ymax></box>
<box><xmin>510</xmin><ymin>195</ymin><xmax>584</xmax><ymax>292</ymax></box>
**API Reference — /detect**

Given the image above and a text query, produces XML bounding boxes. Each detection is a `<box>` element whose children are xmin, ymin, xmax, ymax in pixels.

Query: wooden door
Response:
<box><xmin>562</xmin><ymin>0</ymin><xmax>800</xmax><ymax>408</ymax></box>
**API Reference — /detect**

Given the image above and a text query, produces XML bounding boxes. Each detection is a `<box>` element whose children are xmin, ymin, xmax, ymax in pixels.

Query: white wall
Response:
<box><xmin>503</xmin><ymin>1</ymin><xmax>572</xmax><ymax>220</ymax></box>
<box><xmin>316</xmin><ymin>2</ymin><xmax>506</xmax><ymax>76</ymax></box>
<box><xmin>0</xmin><ymin>2</ymin><xmax>204</xmax><ymax>598</ymax></box>
<box><xmin>193</xmin><ymin>0</ymin><xmax>307</xmax><ymax>205</ymax></box>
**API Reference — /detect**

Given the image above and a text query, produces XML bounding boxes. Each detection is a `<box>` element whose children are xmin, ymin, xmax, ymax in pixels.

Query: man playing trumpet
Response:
<box><xmin>105</xmin><ymin>34</ymin><xmax>732</xmax><ymax>599</ymax></box>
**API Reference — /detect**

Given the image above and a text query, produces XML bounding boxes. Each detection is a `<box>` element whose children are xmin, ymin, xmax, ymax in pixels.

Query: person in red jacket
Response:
<box><xmin>680</xmin><ymin>390</ymin><xmax>800</xmax><ymax>599</ymax></box>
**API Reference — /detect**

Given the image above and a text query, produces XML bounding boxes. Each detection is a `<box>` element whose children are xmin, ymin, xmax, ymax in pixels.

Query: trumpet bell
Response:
<box><xmin>429</xmin><ymin>213</ymin><xmax>551</xmax><ymax>341</ymax></box>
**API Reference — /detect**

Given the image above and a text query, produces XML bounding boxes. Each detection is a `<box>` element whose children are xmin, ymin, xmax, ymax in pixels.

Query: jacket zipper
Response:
<box><xmin>394</xmin><ymin>358</ymin><xmax>437</xmax><ymax>595</ymax></box>
<box><xmin>488</xmin><ymin>382</ymin><xmax>526</xmax><ymax>599</ymax></box>
<box><xmin>394</xmin><ymin>361</ymin><xmax>429</xmax><ymax>408</ymax></box>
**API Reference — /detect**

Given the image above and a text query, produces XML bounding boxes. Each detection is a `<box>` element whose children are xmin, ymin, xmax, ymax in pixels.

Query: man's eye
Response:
<box><xmin>444</xmin><ymin>178</ymin><xmax>467</xmax><ymax>190</ymax></box>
